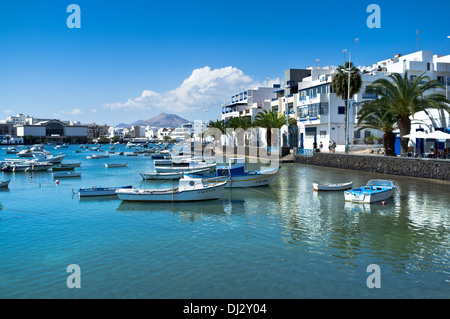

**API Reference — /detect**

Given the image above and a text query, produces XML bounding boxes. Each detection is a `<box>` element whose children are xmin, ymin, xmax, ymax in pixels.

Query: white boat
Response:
<box><xmin>51</xmin><ymin>163</ymin><xmax>80</xmax><ymax>171</ymax></box>
<box><xmin>17</xmin><ymin>149</ymin><xmax>33</xmax><ymax>157</ymax></box>
<box><xmin>90</xmin><ymin>154</ymin><xmax>109</xmax><ymax>159</ymax></box>
<box><xmin>1</xmin><ymin>162</ymin><xmax>53</xmax><ymax>172</ymax></box>
<box><xmin>0</xmin><ymin>180</ymin><xmax>10</xmax><ymax>188</ymax></box>
<box><xmin>78</xmin><ymin>185</ymin><xmax>132</xmax><ymax>197</ymax></box>
<box><xmin>33</xmin><ymin>152</ymin><xmax>66</xmax><ymax>164</ymax></box>
<box><xmin>344</xmin><ymin>180</ymin><xmax>396</xmax><ymax>203</ymax></box>
<box><xmin>105</xmin><ymin>163</ymin><xmax>128</xmax><ymax>168</ymax></box>
<box><xmin>154</xmin><ymin>162</ymin><xmax>216</xmax><ymax>173</ymax></box>
<box><xmin>187</xmin><ymin>158</ymin><xmax>279</xmax><ymax>188</ymax></box>
<box><xmin>116</xmin><ymin>176</ymin><xmax>227</xmax><ymax>202</ymax></box>
<box><xmin>139</xmin><ymin>172</ymin><xmax>184</xmax><ymax>180</ymax></box>
<box><xmin>52</xmin><ymin>172</ymin><xmax>82</xmax><ymax>178</ymax></box>
<box><xmin>5</xmin><ymin>147</ymin><xmax>18</xmax><ymax>154</ymax></box>
<box><xmin>313</xmin><ymin>181</ymin><xmax>353</xmax><ymax>191</ymax></box>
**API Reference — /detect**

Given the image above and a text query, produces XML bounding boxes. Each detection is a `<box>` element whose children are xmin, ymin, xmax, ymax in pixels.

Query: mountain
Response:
<box><xmin>117</xmin><ymin>113</ymin><xmax>190</xmax><ymax>128</ymax></box>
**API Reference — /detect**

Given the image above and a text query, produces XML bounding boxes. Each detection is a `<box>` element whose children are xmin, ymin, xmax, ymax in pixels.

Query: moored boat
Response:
<box><xmin>139</xmin><ymin>172</ymin><xmax>184</xmax><ymax>180</ymax></box>
<box><xmin>0</xmin><ymin>180</ymin><xmax>10</xmax><ymax>188</ymax></box>
<box><xmin>344</xmin><ymin>179</ymin><xmax>396</xmax><ymax>203</ymax></box>
<box><xmin>313</xmin><ymin>181</ymin><xmax>353</xmax><ymax>191</ymax></box>
<box><xmin>116</xmin><ymin>176</ymin><xmax>227</xmax><ymax>202</ymax></box>
<box><xmin>187</xmin><ymin>158</ymin><xmax>279</xmax><ymax>188</ymax></box>
<box><xmin>52</xmin><ymin>172</ymin><xmax>82</xmax><ymax>178</ymax></box>
<box><xmin>154</xmin><ymin>162</ymin><xmax>216</xmax><ymax>173</ymax></box>
<box><xmin>105</xmin><ymin>163</ymin><xmax>128</xmax><ymax>168</ymax></box>
<box><xmin>78</xmin><ymin>185</ymin><xmax>132</xmax><ymax>197</ymax></box>
<box><xmin>1</xmin><ymin>162</ymin><xmax>53</xmax><ymax>172</ymax></box>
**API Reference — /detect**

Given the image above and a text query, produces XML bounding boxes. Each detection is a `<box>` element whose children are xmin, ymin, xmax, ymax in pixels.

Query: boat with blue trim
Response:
<box><xmin>344</xmin><ymin>179</ymin><xmax>396</xmax><ymax>203</ymax></box>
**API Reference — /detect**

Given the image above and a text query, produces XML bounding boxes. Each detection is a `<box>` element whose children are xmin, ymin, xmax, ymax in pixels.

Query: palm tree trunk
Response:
<box><xmin>383</xmin><ymin>131</ymin><xmax>396</xmax><ymax>156</ymax></box>
<box><xmin>397</xmin><ymin>116</ymin><xmax>411</xmax><ymax>156</ymax></box>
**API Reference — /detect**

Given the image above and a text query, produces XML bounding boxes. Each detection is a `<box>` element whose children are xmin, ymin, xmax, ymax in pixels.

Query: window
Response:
<box><xmin>338</xmin><ymin>106</ymin><xmax>346</xmax><ymax>114</ymax></box>
<box><xmin>320</xmin><ymin>131</ymin><xmax>327</xmax><ymax>138</ymax></box>
<box><xmin>354</xmin><ymin>130</ymin><xmax>361</xmax><ymax>139</ymax></box>
<box><xmin>364</xmin><ymin>130</ymin><xmax>371</xmax><ymax>138</ymax></box>
<box><xmin>427</xmin><ymin>63</ymin><xmax>430</xmax><ymax>71</ymax></box>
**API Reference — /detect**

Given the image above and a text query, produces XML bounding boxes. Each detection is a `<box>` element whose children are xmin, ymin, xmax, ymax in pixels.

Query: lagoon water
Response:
<box><xmin>0</xmin><ymin>144</ymin><xmax>449</xmax><ymax>299</ymax></box>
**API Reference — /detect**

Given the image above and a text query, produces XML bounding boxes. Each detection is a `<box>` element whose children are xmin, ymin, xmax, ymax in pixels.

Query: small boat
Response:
<box><xmin>5</xmin><ymin>147</ymin><xmax>18</xmax><ymax>154</ymax></box>
<box><xmin>0</xmin><ymin>180</ymin><xmax>10</xmax><ymax>188</ymax></box>
<box><xmin>17</xmin><ymin>149</ymin><xmax>33</xmax><ymax>157</ymax></box>
<box><xmin>33</xmin><ymin>152</ymin><xmax>66</xmax><ymax>164</ymax></box>
<box><xmin>125</xmin><ymin>153</ymin><xmax>138</xmax><ymax>156</ymax></box>
<box><xmin>52</xmin><ymin>172</ymin><xmax>82</xmax><ymax>178</ymax></box>
<box><xmin>139</xmin><ymin>172</ymin><xmax>184</xmax><ymax>180</ymax></box>
<box><xmin>154</xmin><ymin>162</ymin><xmax>216</xmax><ymax>173</ymax></box>
<box><xmin>187</xmin><ymin>158</ymin><xmax>278</xmax><ymax>188</ymax></box>
<box><xmin>344</xmin><ymin>180</ymin><xmax>396</xmax><ymax>203</ymax></box>
<box><xmin>105</xmin><ymin>163</ymin><xmax>128</xmax><ymax>168</ymax></box>
<box><xmin>90</xmin><ymin>154</ymin><xmax>109</xmax><ymax>159</ymax></box>
<box><xmin>1</xmin><ymin>162</ymin><xmax>53</xmax><ymax>172</ymax></box>
<box><xmin>151</xmin><ymin>153</ymin><xmax>171</xmax><ymax>159</ymax></box>
<box><xmin>313</xmin><ymin>181</ymin><xmax>353</xmax><ymax>191</ymax></box>
<box><xmin>116</xmin><ymin>176</ymin><xmax>227</xmax><ymax>202</ymax></box>
<box><xmin>51</xmin><ymin>163</ymin><xmax>80</xmax><ymax>171</ymax></box>
<box><xmin>78</xmin><ymin>185</ymin><xmax>132</xmax><ymax>197</ymax></box>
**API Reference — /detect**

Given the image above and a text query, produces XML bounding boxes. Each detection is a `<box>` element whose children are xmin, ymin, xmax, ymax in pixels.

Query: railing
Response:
<box><xmin>297</xmin><ymin>148</ymin><xmax>314</xmax><ymax>156</ymax></box>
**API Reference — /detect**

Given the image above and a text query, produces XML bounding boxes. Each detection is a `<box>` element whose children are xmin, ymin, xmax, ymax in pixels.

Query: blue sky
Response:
<box><xmin>0</xmin><ymin>0</ymin><xmax>449</xmax><ymax>126</ymax></box>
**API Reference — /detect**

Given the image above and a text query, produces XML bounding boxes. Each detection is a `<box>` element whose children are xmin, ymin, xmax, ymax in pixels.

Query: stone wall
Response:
<box><xmin>294</xmin><ymin>152</ymin><xmax>450</xmax><ymax>181</ymax></box>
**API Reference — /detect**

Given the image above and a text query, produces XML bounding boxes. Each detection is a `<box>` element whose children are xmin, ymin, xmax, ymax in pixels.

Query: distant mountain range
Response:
<box><xmin>116</xmin><ymin>113</ymin><xmax>190</xmax><ymax>128</ymax></box>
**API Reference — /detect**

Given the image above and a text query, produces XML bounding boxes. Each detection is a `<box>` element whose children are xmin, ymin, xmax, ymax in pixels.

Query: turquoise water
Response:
<box><xmin>0</xmin><ymin>144</ymin><xmax>449</xmax><ymax>299</ymax></box>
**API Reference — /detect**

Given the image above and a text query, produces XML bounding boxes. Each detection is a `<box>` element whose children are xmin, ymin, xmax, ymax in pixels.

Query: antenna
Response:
<box><xmin>416</xmin><ymin>30</ymin><xmax>420</xmax><ymax>51</ymax></box>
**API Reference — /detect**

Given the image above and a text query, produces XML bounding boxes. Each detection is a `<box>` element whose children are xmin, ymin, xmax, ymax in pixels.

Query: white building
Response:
<box><xmin>221</xmin><ymin>84</ymin><xmax>282</xmax><ymax>122</ymax></box>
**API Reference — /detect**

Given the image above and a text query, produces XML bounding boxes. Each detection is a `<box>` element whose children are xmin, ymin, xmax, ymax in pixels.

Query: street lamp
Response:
<box><xmin>341</xmin><ymin>53</ymin><xmax>352</xmax><ymax>154</ymax></box>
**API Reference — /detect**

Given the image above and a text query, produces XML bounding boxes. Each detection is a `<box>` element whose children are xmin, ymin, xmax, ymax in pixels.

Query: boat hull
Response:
<box><xmin>116</xmin><ymin>182</ymin><xmax>226</xmax><ymax>202</ymax></box>
<box><xmin>139</xmin><ymin>172</ymin><xmax>183</xmax><ymax>180</ymax></box>
<box><xmin>0</xmin><ymin>181</ymin><xmax>10</xmax><ymax>187</ymax></box>
<box><xmin>105</xmin><ymin>163</ymin><xmax>128</xmax><ymax>168</ymax></box>
<box><xmin>78</xmin><ymin>186</ymin><xmax>132</xmax><ymax>197</ymax></box>
<box><xmin>52</xmin><ymin>172</ymin><xmax>82</xmax><ymax>178</ymax></box>
<box><xmin>154</xmin><ymin>163</ymin><xmax>216</xmax><ymax>173</ymax></box>
<box><xmin>344</xmin><ymin>187</ymin><xmax>394</xmax><ymax>203</ymax></box>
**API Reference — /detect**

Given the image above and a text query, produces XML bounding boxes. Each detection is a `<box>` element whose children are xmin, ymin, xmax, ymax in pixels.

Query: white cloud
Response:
<box><xmin>54</xmin><ymin>108</ymin><xmax>83</xmax><ymax>118</ymax></box>
<box><xmin>91</xmin><ymin>109</ymin><xmax>98</xmax><ymax>113</ymax></box>
<box><xmin>4</xmin><ymin>110</ymin><xmax>13</xmax><ymax>114</ymax></box>
<box><xmin>103</xmin><ymin>66</ymin><xmax>259</xmax><ymax>113</ymax></box>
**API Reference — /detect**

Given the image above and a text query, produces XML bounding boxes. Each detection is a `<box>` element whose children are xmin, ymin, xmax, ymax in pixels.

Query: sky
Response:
<box><xmin>0</xmin><ymin>0</ymin><xmax>449</xmax><ymax>126</ymax></box>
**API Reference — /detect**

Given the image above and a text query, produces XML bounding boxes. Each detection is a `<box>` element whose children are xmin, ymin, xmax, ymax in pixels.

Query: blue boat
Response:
<box><xmin>186</xmin><ymin>157</ymin><xmax>279</xmax><ymax>188</ymax></box>
<box><xmin>344</xmin><ymin>179</ymin><xmax>396</xmax><ymax>203</ymax></box>
<box><xmin>78</xmin><ymin>185</ymin><xmax>133</xmax><ymax>197</ymax></box>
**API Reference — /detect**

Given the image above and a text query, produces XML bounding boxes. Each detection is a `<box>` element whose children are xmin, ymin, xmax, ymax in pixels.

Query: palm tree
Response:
<box><xmin>364</xmin><ymin>72</ymin><xmax>450</xmax><ymax>155</ymax></box>
<box><xmin>227</xmin><ymin>116</ymin><xmax>252</xmax><ymax>146</ymax></box>
<box><xmin>331</xmin><ymin>62</ymin><xmax>362</xmax><ymax>150</ymax></box>
<box><xmin>253</xmin><ymin>110</ymin><xmax>295</xmax><ymax>147</ymax></box>
<box><xmin>207</xmin><ymin>119</ymin><xmax>228</xmax><ymax>134</ymax></box>
<box><xmin>357</xmin><ymin>98</ymin><xmax>398</xmax><ymax>156</ymax></box>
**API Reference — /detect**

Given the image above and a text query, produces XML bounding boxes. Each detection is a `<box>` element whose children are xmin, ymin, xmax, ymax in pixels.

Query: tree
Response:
<box><xmin>253</xmin><ymin>110</ymin><xmax>295</xmax><ymax>147</ymax></box>
<box><xmin>364</xmin><ymin>72</ymin><xmax>450</xmax><ymax>155</ymax></box>
<box><xmin>331</xmin><ymin>62</ymin><xmax>362</xmax><ymax>151</ymax></box>
<box><xmin>357</xmin><ymin>98</ymin><xmax>397</xmax><ymax>156</ymax></box>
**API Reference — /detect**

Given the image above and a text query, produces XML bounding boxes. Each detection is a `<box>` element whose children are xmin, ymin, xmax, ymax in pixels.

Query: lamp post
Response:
<box><xmin>343</xmin><ymin>53</ymin><xmax>352</xmax><ymax>154</ymax></box>
<box><xmin>355</xmin><ymin>38</ymin><xmax>359</xmax><ymax>67</ymax></box>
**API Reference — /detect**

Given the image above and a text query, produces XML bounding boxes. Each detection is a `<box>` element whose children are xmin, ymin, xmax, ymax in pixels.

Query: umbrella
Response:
<box><xmin>424</xmin><ymin>130</ymin><xmax>450</xmax><ymax>140</ymax></box>
<box><xmin>403</xmin><ymin>131</ymin><xmax>429</xmax><ymax>139</ymax></box>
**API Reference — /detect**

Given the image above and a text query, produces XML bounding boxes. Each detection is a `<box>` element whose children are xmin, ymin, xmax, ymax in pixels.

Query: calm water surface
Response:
<box><xmin>0</xmin><ymin>145</ymin><xmax>449</xmax><ymax>298</ymax></box>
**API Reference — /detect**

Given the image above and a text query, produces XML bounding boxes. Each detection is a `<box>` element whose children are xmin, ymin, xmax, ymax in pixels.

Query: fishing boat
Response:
<box><xmin>52</xmin><ymin>172</ymin><xmax>82</xmax><ymax>178</ymax></box>
<box><xmin>0</xmin><ymin>180</ymin><xmax>10</xmax><ymax>188</ymax></box>
<box><xmin>17</xmin><ymin>149</ymin><xmax>33</xmax><ymax>157</ymax></box>
<box><xmin>105</xmin><ymin>163</ymin><xmax>128</xmax><ymax>168</ymax></box>
<box><xmin>51</xmin><ymin>163</ymin><xmax>79</xmax><ymax>171</ymax></box>
<box><xmin>90</xmin><ymin>154</ymin><xmax>109</xmax><ymax>159</ymax></box>
<box><xmin>154</xmin><ymin>162</ymin><xmax>216</xmax><ymax>173</ymax></box>
<box><xmin>313</xmin><ymin>181</ymin><xmax>353</xmax><ymax>191</ymax></box>
<box><xmin>5</xmin><ymin>147</ymin><xmax>18</xmax><ymax>154</ymax></box>
<box><xmin>116</xmin><ymin>176</ymin><xmax>227</xmax><ymax>202</ymax></box>
<box><xmin>32</xmin><ymin>152</ymin><xmax>66</xmax><ymax>164</ymax></box>
<box><xmin>187</xmin><ymin>158</ymin><xmax>279</xmax><ymax>188</ymax></box>
<box><xmin>139</xmin><ymin>172</ymin><xmax>184</xmax><ymax>180</ymax></box>
<box><xmin>344</xmin><ymin>179</ymin><xmax>396</xmax><ymax>203</ymax></box>
<box><xmin>1</xmin><ymin>162</ymin><xmax>53</xmax><ymax>172</ymax></box>
<box><xmin>78</xmin><ymin>185</ymin><xmax>132</xmax><ymax>197</ymax></box>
